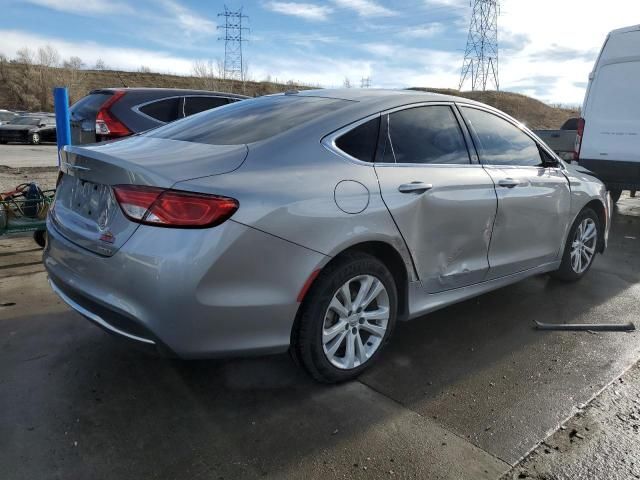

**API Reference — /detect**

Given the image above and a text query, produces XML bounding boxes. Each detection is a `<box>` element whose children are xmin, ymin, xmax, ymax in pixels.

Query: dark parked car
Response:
<box><xmin>0</xmin><ymin>114</ymin><xmax>56</xmax><ymax>144</ymax></box>
<box><xmin>70</xmin><ymin>88</ymin><xmax>248</xmax><ymax>145</ymax></box>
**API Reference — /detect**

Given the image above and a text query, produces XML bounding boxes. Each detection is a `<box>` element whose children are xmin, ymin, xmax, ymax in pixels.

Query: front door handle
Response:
<box><xmin>498</xmin><ymin>178</ymin><xmax>521</xmax><ymax>188</ymax></box>
<box><xmin>398</xmin><ymin>182</ymin><xmax>433</xmax><ymax>194</ymax></box>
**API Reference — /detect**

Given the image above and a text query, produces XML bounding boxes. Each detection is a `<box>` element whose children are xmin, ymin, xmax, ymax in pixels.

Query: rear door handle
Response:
<box><xmin>398</xmin><ymin>182</ymin><xmax>433</xmax><ymax>194</ymax></box>
<box><xmin>497</xmin><ymin>178</ymin><xmax>521</xmax><ymax>188</ymax></box>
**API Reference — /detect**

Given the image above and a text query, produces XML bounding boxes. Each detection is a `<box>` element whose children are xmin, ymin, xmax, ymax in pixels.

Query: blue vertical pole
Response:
<box><xmin>53</xmin><ymin>87</ymin><xmax>71</xmax><ymax>167</ymax></box>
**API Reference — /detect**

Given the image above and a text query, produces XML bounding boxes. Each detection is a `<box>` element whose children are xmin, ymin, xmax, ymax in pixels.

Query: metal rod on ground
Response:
<box><xmin>534</xmin><ymin>320</ymin><xmax>636</xmax><ymax>332</ymax></box>
<box><xmin>53</xmin><ymin>87</ymin><xmax>71</xmax><ymax>168</ymax></box>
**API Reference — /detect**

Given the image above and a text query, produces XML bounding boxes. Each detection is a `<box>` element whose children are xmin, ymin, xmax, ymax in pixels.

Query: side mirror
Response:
<box><xmin>39</xmin><ymin>123</ymin><xmax>46</xmax><ymax>127</ymax></box>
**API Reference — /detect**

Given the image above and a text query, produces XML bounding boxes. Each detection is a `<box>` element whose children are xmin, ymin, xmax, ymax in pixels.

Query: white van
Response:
<box><xmin>576</xmin><ymin>24</ymin><xmax>640</xmax><ymax>203</ymax></box>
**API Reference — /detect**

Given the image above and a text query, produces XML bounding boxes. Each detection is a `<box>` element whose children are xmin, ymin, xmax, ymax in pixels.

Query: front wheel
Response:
<box><xmin>551</xmin><ymin>208</ymin><xmax>600</xmax><ymax>282</ymax></box>
<box><xmin>30</xmin><ymin>133</ymin><xmax>40</xmax><ymax>145</ymax></box>
<box><xmin>292</xmin><ymin>252</ymin><xmax>397</xmax><ymax>383</ymax></box>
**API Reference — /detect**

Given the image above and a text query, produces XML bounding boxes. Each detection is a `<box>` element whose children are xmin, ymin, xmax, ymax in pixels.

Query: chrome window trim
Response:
<box><xmin>321</xmin><ymin>112</ymin><xmax>382</xmax><ymax>166</ymax></box>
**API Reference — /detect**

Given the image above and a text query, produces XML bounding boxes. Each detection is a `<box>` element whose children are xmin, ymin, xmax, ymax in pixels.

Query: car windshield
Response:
<box><xmin>147</xmin><ymin>95</ymin><xmax>348</xmax><ymax>145</ymax></box>
<box><xmin>10</xmin><ymin>117</ymin><xmax>42</xmax><ymax>126</ymax></box>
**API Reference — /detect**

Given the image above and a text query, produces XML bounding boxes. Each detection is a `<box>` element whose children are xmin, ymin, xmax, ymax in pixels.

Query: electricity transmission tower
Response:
<box><xmin>360</xmin><ymin>77</ymin><xmax>371</xmax><ymax>88</ymax></box>
<box><xmin>218</xmin><ymin>6</ymin><xmax>248</xmax><ymax>81</ymax></box>
<box><xmin>458</xmin><ymin>0</ymin><xmax>499</xmax><ymax>91</ymax></box>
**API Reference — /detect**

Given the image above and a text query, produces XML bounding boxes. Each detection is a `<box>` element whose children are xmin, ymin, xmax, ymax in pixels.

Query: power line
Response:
<box><xmin>218</xmin><ymin>5</ymin><xmax>249</xmax><ymax>82</ymax></box>
<box><xmin>459</xmin><ymin>0</ymin><xmax>500</xmax><ymax>91</ymax></box>
<box><xmin>360</xmin><ymin>76</ymin><xmax>371</xmax><ymax>88</ymax></box>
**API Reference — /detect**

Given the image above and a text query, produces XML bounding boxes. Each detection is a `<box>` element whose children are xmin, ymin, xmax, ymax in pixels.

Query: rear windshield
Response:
<box><xmin>70</xmin><ymin>92</ymin><xmax>112</xmax><ymax>120</ymax></box>
<box><xmin>147</xmin><ymin>95</ymin><xmax>348</xmax><ymax>145</ymax></box>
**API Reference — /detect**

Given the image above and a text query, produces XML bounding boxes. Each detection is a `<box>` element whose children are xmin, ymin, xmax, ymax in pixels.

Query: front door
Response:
<box><xmin>459</xmin><ymin>105</ymin><xmax>571</xmax><ymax>279</ymax></box>
<box><xmin>374</xmin><ymin>104</ymin><xmax>497</xmax><ymax>293</ymax></box>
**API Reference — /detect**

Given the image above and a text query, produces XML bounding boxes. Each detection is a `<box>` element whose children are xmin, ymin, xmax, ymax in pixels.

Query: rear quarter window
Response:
<box><xmin>335</xmin><ymin>117</ymin><xmax>380</xmax><ymax>162</ymax></box>
<box><xmin>139</xmin><ymin>97</ymin><xmax>182</xmax><ymax>123</ymax></box>
<box><xmin>148</xmin><ymin>95</ymin><xmax>348</xmax><ymax>145</ymax></box>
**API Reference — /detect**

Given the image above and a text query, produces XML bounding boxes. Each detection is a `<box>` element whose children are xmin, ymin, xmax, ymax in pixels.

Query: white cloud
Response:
<box><xmin>264</xmin><ymin>1</ymin><xmax>334</xmax><ymax>21</ymax></box>
<box><xmin>25</xmin><ymin>0</ymin><xmax>134</xmax><ymax>15</ymax></box>
<box><xmin>332</xmin><ymin>0</ymin><xmax>395</xmax><ymax>17</ymax></box>
<box><xmin>403</xmin><ymin>23</ymin><xmax>444</xmax><ymax>38</ymax></box>
<box><xmin>0</xmin><ymin>30</ymin><xmax>194</xmax><ymax>75</ymax></box>
<box><xmin>159</xmin><ymin>0</ymin><xmax>216</xmax><ymax>35</ymax></box>
<box><xmin>497</xmin><ymin>0</ymin><xmax>640</xmax><ymax>104</ymax></box>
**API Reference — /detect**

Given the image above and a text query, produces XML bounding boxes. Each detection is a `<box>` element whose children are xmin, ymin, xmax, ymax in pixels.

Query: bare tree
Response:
<box><xmin>343</xmin><ymin>77</ymin><xmax>352</xmax><ymax>88</ymax></box>
<box><xmin>63</xmin><ymin>56</ymin><xmax>85</xmax><ymax>70</ymax></box>
<box><xmin>37</xmin><ymin>45</ymin><xmax>60</xmax><ymax>68</ymax></box>
<box><xmin>138</xmin><ymin>65</ymin><xmax>151</xmax><ymax>73</ymax></box>
<box><xmin>94</xmin><ymin>58</ymin><xmax>107</xmax><ymax>70</ymax></box>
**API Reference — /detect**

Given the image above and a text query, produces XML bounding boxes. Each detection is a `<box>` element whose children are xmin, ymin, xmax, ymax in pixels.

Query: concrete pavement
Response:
<box><xmin>1</xmin><ymin>195</ymin><xmax>639</xmax><ymax>479</ymax></box>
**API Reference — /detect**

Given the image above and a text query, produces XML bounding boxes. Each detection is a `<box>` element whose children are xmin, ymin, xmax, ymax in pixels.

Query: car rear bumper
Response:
<box><xmin>44</xmin><ymin>216</ymin><xmax>328</xmax><ymax>358</ymax></box>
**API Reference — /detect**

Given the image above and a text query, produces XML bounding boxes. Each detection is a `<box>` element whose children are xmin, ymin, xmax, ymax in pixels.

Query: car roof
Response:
<box><xmin>89</xmin><ymin>88</ymin><xmax>249</xmax><ymax>100</ymax></box>
<box><xmin>287</xmin><ymin>88</ymin><xmax>488</xmax><ymax>114</ymax></box>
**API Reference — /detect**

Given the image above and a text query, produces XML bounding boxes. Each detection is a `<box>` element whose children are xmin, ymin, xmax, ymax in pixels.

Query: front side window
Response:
<box><xmin>334</xmin><ymin>117</ymin><xmax>380</xmax><ymax>162</ymax></box>
<box><xmin>461</xmin><ymin>107</ymin><xmax>543</xmax><ymax>167</ymax></box>
<box><xmin>139</xmin><ymin>98</ymin><xmax>182</xmax><ymax>123</ymax></box>
<box><xmin>382</xmin><ymin>106</ymin><xmax>470</xmax><ymax>165</ymax></box>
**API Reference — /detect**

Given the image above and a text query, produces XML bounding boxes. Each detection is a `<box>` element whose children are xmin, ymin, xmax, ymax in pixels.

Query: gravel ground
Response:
<box><xmin>0</xmin><ymin>144</ymin><xmax>59</xmax><ymax>193</ymax></box>
<box><xmin>0</xmin><ymin>166</ymin><xmax>58</xmax><ymax>193</ymax></box>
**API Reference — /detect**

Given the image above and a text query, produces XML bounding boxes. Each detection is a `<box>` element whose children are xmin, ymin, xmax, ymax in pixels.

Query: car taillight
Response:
<box><xmin>95</xmin><ymin>91</ymin><xmax>131</xmax><ymax>138</ymax></box>
<box><xmin>112</xmin><ymin>185</ymin><xmax>239</xmax><ymax>228</ymax></box>
<box><xmin>573</xmin><ymin>117</ymin><xmax>585</xmax><ymax>161</ymax></box>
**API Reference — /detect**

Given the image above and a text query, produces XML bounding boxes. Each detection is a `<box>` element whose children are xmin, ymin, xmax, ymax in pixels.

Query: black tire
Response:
<box><xmin>30</xmin><ymin>133</ymin><xmax>40</xmax><ymax>145</ymax></box>
<box><xmin>33</xmin><ymin>230</ymin><xmax>47</xmax><ymax>248</ymax></box>
<box><xmin>608</xmin><ymin>189</ymin><xmax>622</xmax><ymax>204</ymax></box>
<box><xmin>550</xmin><ymin>208</ymin><xmax>600</xmax><ymax>282</ymax></box>
<box><xmin>292</xmin><ymin>252</ymin><xmax>397</xmax><ymax>383</ymax></box>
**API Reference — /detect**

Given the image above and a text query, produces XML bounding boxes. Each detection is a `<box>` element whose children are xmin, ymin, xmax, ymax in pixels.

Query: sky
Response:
<box><xmin>0</xmin><ymin>0</ymin><xmax>638</xmax><ymax>105</ymax></box>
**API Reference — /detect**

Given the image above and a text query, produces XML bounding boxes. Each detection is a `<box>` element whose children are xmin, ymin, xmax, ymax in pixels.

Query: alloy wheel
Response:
<box><xmin>570</xmin><ymin>218</ymin><xmax>597</xmax><ymax>274</ymax></box>
<box><xmin>322</xmin><ymin>274</ymin><xmax>389</xmax><ymax>370</ymax></box>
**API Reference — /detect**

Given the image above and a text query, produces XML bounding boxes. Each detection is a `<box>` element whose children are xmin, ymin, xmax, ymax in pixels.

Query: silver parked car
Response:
<box><xmin>44</xmin><ymin>89</ymin><xmax>611</xmax><ymax>383</ymax></box>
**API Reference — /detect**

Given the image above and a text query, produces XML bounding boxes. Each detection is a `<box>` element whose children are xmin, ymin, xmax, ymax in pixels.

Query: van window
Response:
<box><xmin>148</xmin><ymin>95</ymin><xmax>348</xmax><ymax>145</ymax></box>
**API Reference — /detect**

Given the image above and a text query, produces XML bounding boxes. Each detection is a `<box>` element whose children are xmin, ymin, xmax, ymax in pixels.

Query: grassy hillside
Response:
<box><xmin>0</xmin><ymin>62</ymin><xmax>577</xmax><ymax>129</ymax></box>
<box><xmin>410</xmin><ymin>87</ymin><xmax>579</xmax><ymax>129</ymax></box>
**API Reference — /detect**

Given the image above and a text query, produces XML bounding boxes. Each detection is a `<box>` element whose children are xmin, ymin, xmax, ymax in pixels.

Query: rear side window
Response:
<box><xmin>139</xmin><ymin>97</ymin><xmax>181</xmax><ymax>123</ymax></box>
<box><xmin>0</xmin><ymin>112</ymin><xmax>16</xmax><ymax>121</ymax></box>
<box><xmin>335</xmin><ymin>117</ymin><xmax>380</xmax><ymax>162</ymax></box>
<box><xmin>148</xmin><ymin>95</ymin><xmax>348</xmax><ymax>145</ymax></box>
<box><xmin>70</xmin><ymin>92</ymin><xmax>111</xmax><ymax>121</ymax></box>
<box><xmin>383</xmin><ymin>106</ymin><xmax>470</xmax><ymax>165</ymax></box>
<box><xmin>184</xmin><ymin>96</ymin><xmax>228</xmax><ymax>116</ymax></box>
<box><xmin>461</xmin><ymin>107</ymin><xmax>542</xmax><ymax>167</ymax></box>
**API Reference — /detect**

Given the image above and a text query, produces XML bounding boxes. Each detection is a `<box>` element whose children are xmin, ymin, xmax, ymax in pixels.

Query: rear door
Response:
<box><xmin>459</xmin><ymin>105</ymin><xmax>571</xmax><ymax>279</ymax></box>
<box><xmin>374</xmin><ymin>104</ymin><xmax>497</xmax><ymax>293</ymax></box>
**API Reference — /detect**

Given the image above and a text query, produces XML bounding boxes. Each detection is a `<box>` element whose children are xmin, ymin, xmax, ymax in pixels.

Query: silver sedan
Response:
<box><xmin>44</xmin><ymin>89</ymin><xmax>611</xmax><ymax>382</ymax></box>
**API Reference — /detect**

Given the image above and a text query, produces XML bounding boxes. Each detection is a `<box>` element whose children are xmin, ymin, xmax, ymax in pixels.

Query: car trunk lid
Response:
<box><xmin>51</xmin><ymin>137</ymin><xmax>248</xmax><ymax>256</ymax></box>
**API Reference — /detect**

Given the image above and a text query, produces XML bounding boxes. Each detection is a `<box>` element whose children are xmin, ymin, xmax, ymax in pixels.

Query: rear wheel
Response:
<box><xmin>292</xmin><ymin>252</ymin><xmax>397</xmax><ymax>383</ymax></box>
<box><xmin>608</xmin><ymin>189</ymin><xmax>622</xmax><ymax>204</ymax></box>
<box><xmin>551</xmin><ymin>208</ymin><xmax>600</xmax><ymax>282</ymax></box>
